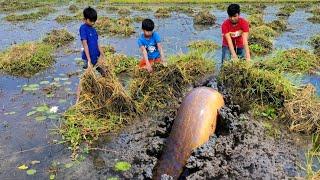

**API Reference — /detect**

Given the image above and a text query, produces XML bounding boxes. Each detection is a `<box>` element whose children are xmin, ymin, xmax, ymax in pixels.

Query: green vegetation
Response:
<box><xmin>117</xmin><ymin>8</ymin><xmax>131</xmax><ymax>16</ymax></box>
<box><xmin>130</xmin><ymin>6</ymin><xmax>152</xmax><ymax>11</ymax></box>
<box><xmin>308</xmin><ymin>15</ymin><xmax>320</xmax><ymax>23</ymax></box>
<box><xmin>114</xmin><ymin>161</ymin><xmax>131</xmax><ymax>172</ymax></box>
<box><xmin>193</xmin><ymin>10</ymin><xmax>216</xmax><ymax>25</ymax></box>
<box><xmin>267</xmin><ymin>18</ymin><xmax>288</xmax><ymax>32</ymax></box>
<box><xmin>109</xmin><ymin>0</ymin><xmax>320</xmax><ymax>3</ymax></box>
<box><xmin>0</xmin><ymin>42</ymin><xmax>54</xmax><ymax>77</ymax></box>
<box><xmin>260</xmin><ymin>48</ymin><xmax>319</xmax><ymax>73</ymax></box>
<box><xmin>55</xmin><ymin>15</ymin><xmax>78</xmax><ymax>24</ymax></box>
<box><xmin>68</xmin><ymin>4</ymin><xmax>78</xmax><ymax>13</ymax></box>
<box><xmin>43</xmin><ymin>29</ymin><xmax>75</xmax><ymax>47</ymax></box>
<box><xmin>276</xmin><ymin>5</ymin><xmax>296</xmax><ymax>16</ymax></box>
<box><xmin>95</xmin><ymin>17</ymin><xmax>135</xmax><ymax>36</ymax></box>
<box><xmin>155</xmin><ymin>7</ymin><xmax>171</xmax><ymax>18</ymax></box>
<box><xmin>0</xmin><ymin>0</ymin><xmax>55</xmax><ymax>12</ymax></box>
<box><xmin>60</xmin><ymin>51</ymin><xmax>214</xmax><ymax>156</ymax></box>
<box><xmin>248</xmin><ymin>14</ymin><xmax>264</xmax><ymax>27</ymax></box>
<box><xmin>309</xmin><ymin>34</ymin><xmax>320</xmax><ymax>56</ymax></box>
<box><xmin>188</xmin><ymin>40</ymin><xmax>219</xmax><ymax>51</ymax></box>
<box><xmin>5</xmin><ymin>7</ymin><xmax>56</xmax><ymax>22</ymax></box>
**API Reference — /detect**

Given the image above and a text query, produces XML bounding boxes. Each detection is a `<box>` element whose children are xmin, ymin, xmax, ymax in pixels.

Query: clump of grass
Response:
<box><xmin>241</xmin><ymin>3</ymin><xmax>266</xmax><ymax>15</ymax></box>
<box><xmin>55</xmin><ymin>15</ymin><xmax>78</xmax><ymax>24</ymax></box>
<box><xmin>0</xmin><ymin>42</ymin><xmax>54</xmax><ymax>77</ymax></box>
<box><xmin>284</xmin><ymin>84</ymin><xmax>320</xmax><ymax>133</ymax></box>
<box><xmin>295</xmin><ymin>3</ymin><xmax>311</xmax><ymax>9</ymax></box>
<box><xmin>168</xmin><ymin>6</ymin><xmax>195</xmax><ymax>16</ymax></box>
<box><xmin>0</xmin><ymin>0</ymin><xmax>48</xmax><ymax>12</ymax></box>
<box><xmin>43</xmin><ymin>29</ymin><xmax>75</xmax><ymax>47</ymax></box>
<box><xmin>308</xmin><ymin>15</ymin><xmax>320</xmax><ymax>24</ymax></box>
<box><xmin>68</xmin><ymin>4</ymin><xmax>78</xmax><ymax>13</ymax></box>
<box><xmin>95</xmin><ymin>17</ymin><xmax>135</xmax><ymax>36</ymax></box>
<box><xmin>309</xmin><ymin>34</ymin><xmax>320</xmax><ymax>56</ymax></box>
<box><xmin>260</xmin><ymin>48</ymin><xmax>319</xmax><ymax>74</ymax></box>
<box><xmin>133</xmin><ymin>16</ymin><xmax>144</xmax><ymax>23</ymax></box>
<box><xmin>218</xmin><ymin>61</ymin><xmax>296</xmax><ymax>111</ymax></box>
<box><xmin>106</xmin><ymin>6</ymin><xmax>120</xmax><ymax>12</ymax></box>
<box><xmin>215</xmin><ymin>3</ymin><xmax>228</xmax><ymax>11</ymax></box>
<box><xmin>5</xmin><ymin>7</ymin><xmax>56</xmax><ymax>22</ymax></box>
<box><xmin>155</xmin><ymin>7</ymin><xmax>171</xmax><ymax>18</ymax></box>
<box><xmin>267</xmin><ymin>18</ymin><xmax>288</xmax><ymax>32</ymax></box>
<box><xmin>129</xmin><ymin>51</ymin><xmax>215</xmax><ymax>112</ymax></box>
<box><xmin>105</xmin><ymin>53</ymin><xmax>137</xmax><ymax>75</ymax></box>
<box><xmin>193</xmin><ymin>10</ymin><xmax>216</xmax><ymax>25</ymax></box>
<box><xmin>188</xmin><ymin>40</ymin><xmax>218</xmax><ymax>52</ymax></box>
<box><xmin>248</xmin><ymin>14</ymin><xmax>264</xmax><ymax>28</ymax></box>
<box><xmin>117</xmin><ymin>8</ymin><xmax>131</xmax><ymax>16</ymax></box>
<box><xmin>130</xmin><ymin>6</ymin><xmax>151</xmax><ymax>12</ymax></box>
<box><xmin>249</xmin><ymin>32</ymin><xmax>273</xmax><ymax>56</ymax></box>
<box><xmin>276</xmin><ymin>5</ymin><xmax>296</xmax><ymax>17</ymax></box>
<box><xmin>251</xmin><ymin>25</ymin><xmax>278</xmax><ymax>38</ymax></box>
<box><xmin>306</xmin><ymin>5</ymin><xmax>320</xmax><ymax>15</ymax></box>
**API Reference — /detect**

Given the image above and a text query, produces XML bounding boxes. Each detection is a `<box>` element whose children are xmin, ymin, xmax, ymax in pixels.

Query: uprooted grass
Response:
<box><xmin>193</xmin><ymin>10</ymin><xmax>216</xmax><ymax>25</ymax></box>
<box><xmin>95</xmin><ymin>17</ymin><xmax>135</xmax><ymax>36</ymax></box>
<box><xmin>248</xmin><ymin>14</ymin><xmax>264</xmax><ymax>27</ymax></box>
<box><xmin>309</xmin><ymin>34</ymin><xmax>320</xmax><ymax>56</ymax></box>
<box><xmin>5</xmin><ymin>7</ymin><xmax>56</xmax><ymax>22</ymax></box>
<box><xmin>188</xmin><ymin>40</ymin><xmax>218</xmax><ymax>52</ymax></box>
<box><xmin>0</xmin><ymin>42</ymin><xmax>54</xmax><ymax>77</ymax></box>
<box><xmin>0</xmin><ymin>0</ymin><xmax>51</xmax><ymax>12</ymax></box>
<box><xmin>43</xmin><ymin>29</ymin><xmax>75</xmax><ymax>47</ymax></box>
<box><xmin>60</xmin><ymin>51</ymin><xmax>214</xmax><ymax>156</ymax></box>
<box><xmin>249</xmin><ymin>30</ymin><xmax>273</xmax><ymax>56</ymax></box>
<box><xmin>259</xmin><ymin>48</ymin><xmax>320</xmax><ymax>74</ymax></box>
<box><xmin>219</xmin><ymin>60</ymin><xmax>320</xmax><ymax>134</ymax></box>
<box><xmin>155</xmin><ymin>7</ymin><xmax>171</xmax><ymax>18</ymax></box>
<box><xmin>267</xmin><ymin>18</ymin><xmax>288</xmax><ymax>32</ymax></box>
<box><xmin>276</xmin><ymin>5</ymin><xmax>296</xmax><ymax>17</ymax></box>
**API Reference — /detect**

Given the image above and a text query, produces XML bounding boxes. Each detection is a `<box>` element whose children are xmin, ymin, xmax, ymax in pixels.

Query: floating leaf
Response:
<box><xmin>65</xmin><ymin>162</ymin><xmax>73</xmax><ymax>168</ymax></box>
<box><xmin>18</xmin><ymin>164</ymin><xmax>28</xmax><ymax>170</ymax></box>
<box><xmin>114</xmin><ymin>161</ymin><xmax>131</xmax><ymax>172</ymax></box>
<box><xmin>50</xmin><ymin>174</ymin><xmax>55</xmax><ymax>180</ymax></box>
<box><xmin>36</xmin><ymin>105</ymin><xmax>49</xmax><ymax>112</ymax></box>
<box><xmin>26</xmin><ymin>169</ymin><xmax>36</xmax><ymax>175</ymax></box>
<box><xmin>40</xmin><ymin>81</ymin><xmax>50</xmax><ymax>85</ymax></box>
<box><xmin>31</xmin><ymin>160</ymin><xmax>40</xmax><ymax>165</ymax></box>
<box><xmin>27</xmin><ymin>111</ymin><xmax>37</xmax><ymax>117</ymax></box>
<box><xmin>35</xmin><ymin>116</ymin><xmax>47</xmax><ymax>121</ymax></box>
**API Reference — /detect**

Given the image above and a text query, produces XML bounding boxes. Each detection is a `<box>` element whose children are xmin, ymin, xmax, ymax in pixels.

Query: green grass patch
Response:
<box><xmin>308</xmin><ymin>15</ymin><xmax>320</xmax><ymax>23</ymax></box>
<box><xmin>309</xmin><ymin>33</ymin><xmax>320</xmax><ymax>56</ymax></box>
<box><xmin>0</xmin><ymin>0</ymin><xmax>57</xmax><ymax>12</ymax></box>
<box><xmin>188</xmin><ymin>40</ymin><xmax>218</xmax><ymax>52</ymax></box>
<box><xmin>193</xmin><ymin>10</ymin><xmax>216</xmax><ymax>25</ymax></box>
<box><xmin>276</xmin><ymin>4</ymin><xmax>296</xmax><ymax>16</ymax></box>
<box><xmin>117</xmin><ymin>8</ymin><xmax>131</xmax><ymax>16</ymax></box>
<box><xmin>267</xmin><ymin>18</ymin><xmax>288</xmax><ymax>32</ymax></box>
<box><xmin>109</xmin><ymin>0</ymin><xmax>320</xmax><ymax>3</ymax></box>
<box><xmin>260</xmin><ymin>48</ymin><xmax>319</xmax><ymax>74</ymax></box>
<box><xmin>5</xmin><ymin>7</ymin><xmax>56</xmax><ymax>22</ymax></box>
<box><xmin>155</xmin><ymin>7</ymin><xmax>171</xmax><ymax>18</ymax></box>
<box><xmin>43</xmin><ymin>29</ymin><xmax>75</xmax><ymax>47</ymax></box>
<box><xmin>248</xmin><ymin>14</ymin><xmax>264</xmax><ymax>27</ymax></box>
<box><xmin>95</xmin><ymin>17</ymin><xmax>135</xmax><ymax>36</ymax></box>
<box><xmin>0</xmin><ymin>42</ymin><xmax>54</xmax><ymax>77</ymax></box>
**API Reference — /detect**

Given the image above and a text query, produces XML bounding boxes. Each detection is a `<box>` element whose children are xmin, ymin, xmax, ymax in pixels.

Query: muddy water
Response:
<box><xmin>0</xmin><ymin>3</ymin><xmax>319</xmax><ymax>179</ymax></box>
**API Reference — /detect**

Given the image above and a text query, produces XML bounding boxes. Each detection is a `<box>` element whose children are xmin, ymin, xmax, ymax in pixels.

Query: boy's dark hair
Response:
<box><xmin>83</xmin><ymin>6</ymin><xmax>97</xmax><ymax>22</ymax></box>
<box><xmin>142</xmin><ymin>19</ymin><xmax>154</xmax><ymax>31</ymax></box>
<box><xmin>227</xmin><ymin>4</ymin><xmax>240</xmax><ymax>17</ymax></box>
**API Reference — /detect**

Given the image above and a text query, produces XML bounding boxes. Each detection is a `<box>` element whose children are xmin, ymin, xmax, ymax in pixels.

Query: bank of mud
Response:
<box><xmin>57</xmin><ymin>78</ymin><xmax>304</xmax><ymax>180</ymax></box>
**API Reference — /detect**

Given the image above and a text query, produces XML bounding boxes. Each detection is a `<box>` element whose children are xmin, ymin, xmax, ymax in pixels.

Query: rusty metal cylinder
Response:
<box><xmin>154</xmin><ymin>87</ymin><xmax>224</xmax><ymax>179</ymax></box>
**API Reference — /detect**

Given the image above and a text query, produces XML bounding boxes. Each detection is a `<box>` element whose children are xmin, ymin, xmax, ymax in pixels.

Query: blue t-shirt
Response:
<box><xmin>79</xmin><ymin>23</ymin><xmax>100</xmax><ymax>65</ymax></box>
<box><xmin>137</xmin><ymin>32</ymin><xmax>161</xmax><ymax>60</ymax></box>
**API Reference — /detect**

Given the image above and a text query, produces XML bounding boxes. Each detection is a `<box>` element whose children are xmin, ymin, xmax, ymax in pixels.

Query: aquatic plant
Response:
<box><xmin>0</xmin><ymin>42</ymin><xmax>54</xmax><ymax>77</ymax></box>
<box><xmin>188</xmin><ymin>40</ymin><xmax>218</xmax><ymax>52</ymax></box>
<box><xmin>193</xmin><ymin>10</ymin><xmax>216</xmax><ymax>25</ymax></box>
<box><xmin>95</xmin><ymin>17</ymin><xmax>135</xmax><ymax>36</ymax></box>
<box><xmin>5</xmin><ymin>7</ymin><xmax>56</xmax><ymax>22</ymax></box>
<box><xmin>248</xmin><ymin>14</ymin><xmax>264</xmax><ymax>27</ymax></box>
<box><xmin>267</xmin><ymin>18</ymin><xmax>288</xmax><ymax>32</ymax></box>
<box><xmin>276</xmin><ymin>5</ymin><xmax>296</xmax><ymax>17</ymax></box>
<box><xmin>309</xmin><ymin>33</ymin><xmax>320</xmax><ymax>56</ymax></box>
<box><xmin>259</xmin><ymin>48</ymin><xmax>319</xmax><ymax>74</ymax></box>
<box><xmin>117</xmin><ymin>8</ymin><xmax>131</xmax><ymax>16</ymax></box>
<box><xmin>43</xmin><ymin>29</ymin><xmax>75</xmax><ymax>47</ymax></box>
<box><xmin>249</xmin><ymin>32</ymin><xmax>273</xmax><ymax>56</ymax></box>
<box><xmin>155</xmin><ymin>7</ymin><xmax>171</xmax><ymax>18</ymax></box>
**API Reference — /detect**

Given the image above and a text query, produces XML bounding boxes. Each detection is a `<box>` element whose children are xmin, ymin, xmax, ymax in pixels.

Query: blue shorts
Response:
<box><xmin>221</xmin><ymin>46</ymin><xmax>245</xmax><ymax>64</ymax></box>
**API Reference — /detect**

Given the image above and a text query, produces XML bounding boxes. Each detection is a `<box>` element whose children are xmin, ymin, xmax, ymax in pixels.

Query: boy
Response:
<box><xmin>77</xmin><ymin>6</ymin><xmax>105</xmax><ymax>103</ymax></box>
<box><xmin>221</xmin><ymin>4</ymin><xmax>251</xmax><ymax>64</ymax></box>
<box><xmin>138</xmin><ymin>19</ymin><xmax>166</xmax><ymax>72</ymax></box>
<box><xmin>79</xmin><ymin>6</ymin><xmax>106</xmax><ymax>76</ymax></box>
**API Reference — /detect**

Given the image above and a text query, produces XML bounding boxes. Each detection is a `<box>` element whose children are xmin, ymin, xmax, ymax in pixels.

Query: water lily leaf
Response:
<box><xmin>35</xmin><ymin>116</ymin><xmax>47</xmax><ymax>121</ymax></box>
<box><xmin>26</xmin><ymin>169</ymin><xmax>36</xmax><ymax>175</ymax></box>
<box><xmin>65</xmin><ymin>162</ymin><xmax>73</xmax><ymax>168</ymax></box>
<box><xmin>36</xmin><ymin>105</ymin><xmax>49</xmax><ymax>112</ymax></box>
<box><xmin>114</xmin><ymin>161</ymin><xmax>131</xmax><ymax>172</ymax></box>
<box><xmin>50</xmin><ymin>174</ymin><xmax>55</xmax><ymax>180</ymax></box>
<box><xmin>27</xmin><ymin>111</ymin><xmax>37</xmax><ymax>117</ymax></box>
<box><xmin>18</xmin><ymin>164</ymin><xmax>28</xmax><ymax>170</ymax></box>
<box><xmin>40</xmin><ymin>81</ymin><xmax>50</xmax><ymax>85</ymax></box>
<box><xmin>31</xmin><ymin>160</ymin><xmax>40</xmax><ymax>165</ymax></box>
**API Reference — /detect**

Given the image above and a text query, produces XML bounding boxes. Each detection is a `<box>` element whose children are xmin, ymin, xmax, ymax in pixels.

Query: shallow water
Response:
<box><xmin>0</xmin><ymin>3</ymin><xmax>319</xmax><ymax>179</ymax></box>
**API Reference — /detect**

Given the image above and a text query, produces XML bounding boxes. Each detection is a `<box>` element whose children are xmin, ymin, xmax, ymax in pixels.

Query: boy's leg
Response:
<box><xmin>236</xmin><ymin>48</ymin><xmax>245</xmax><ymax>59</ymax></box>
<box><xmin>221</xmin><ymin>46</ymin><xmax>231</xmax><ymax>64</ymax></box>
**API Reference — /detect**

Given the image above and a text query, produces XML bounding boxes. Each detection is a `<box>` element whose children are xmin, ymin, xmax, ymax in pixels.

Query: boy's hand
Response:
<box><xmin>161</xmin><ymin>59</ymin><xmax>167</xmax><ymax>67</ymax></box>
<box><xmin>231</xmin><ymin>55</ymin><xmax>239</xmax><ymax>61</ymax></box>
<box><xmin>146</xmin><ymin>64</ymin><xmax>153</xmax><ymax>72</ymax></box>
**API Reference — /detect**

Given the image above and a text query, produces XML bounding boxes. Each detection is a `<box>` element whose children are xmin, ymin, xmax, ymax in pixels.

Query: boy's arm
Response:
<box><xmin>242</xmin><ymin>32</ymin><xmax>251</xmax><ymax>61</ymax></box>
<box><xmin>140</xmin><ymin>46</ymin><xmax>152</xmax><ymax>72</ymax></box>
<box><xmin>82</xmin><ymin>40</ymin><xmax>93</xmax><ymax>69</ymax></box>
<box><xmin>157</xmin><ymin>43</ymin><xmax>166</xmax><ymax>65</ymax></box>
<box><xmin>224</xmin><ymin>33</ymin><xmax>238</xmax><ymax>60</ymax></box>
<box><xmin>98</xmin><ymin>45</ymin><xmax>105</xmax><ymax>57</ymax></box>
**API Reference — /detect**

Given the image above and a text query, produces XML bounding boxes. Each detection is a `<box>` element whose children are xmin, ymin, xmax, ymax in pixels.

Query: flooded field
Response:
<box><xmin>0</xmin><ymin>2</ymin><xmax>320</xmax><ymax>179</ymax></box>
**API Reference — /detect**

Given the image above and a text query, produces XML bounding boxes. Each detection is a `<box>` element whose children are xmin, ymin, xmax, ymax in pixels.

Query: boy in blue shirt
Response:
<box><xmin>79</xmin><ymin>6</ymin><xmax>106</xmax><ymax>77</ymax></box>
<box><xmin>138</xmin><ymin>19</ymin><xmax>166</xmax><ymax>72</ymax></box>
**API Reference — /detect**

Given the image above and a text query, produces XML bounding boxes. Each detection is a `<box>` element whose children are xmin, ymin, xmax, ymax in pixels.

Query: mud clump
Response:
<box><xmin>183</xmin><ymin>106</ymin><xmax>298</xmax><ymax>179</ymax></box>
